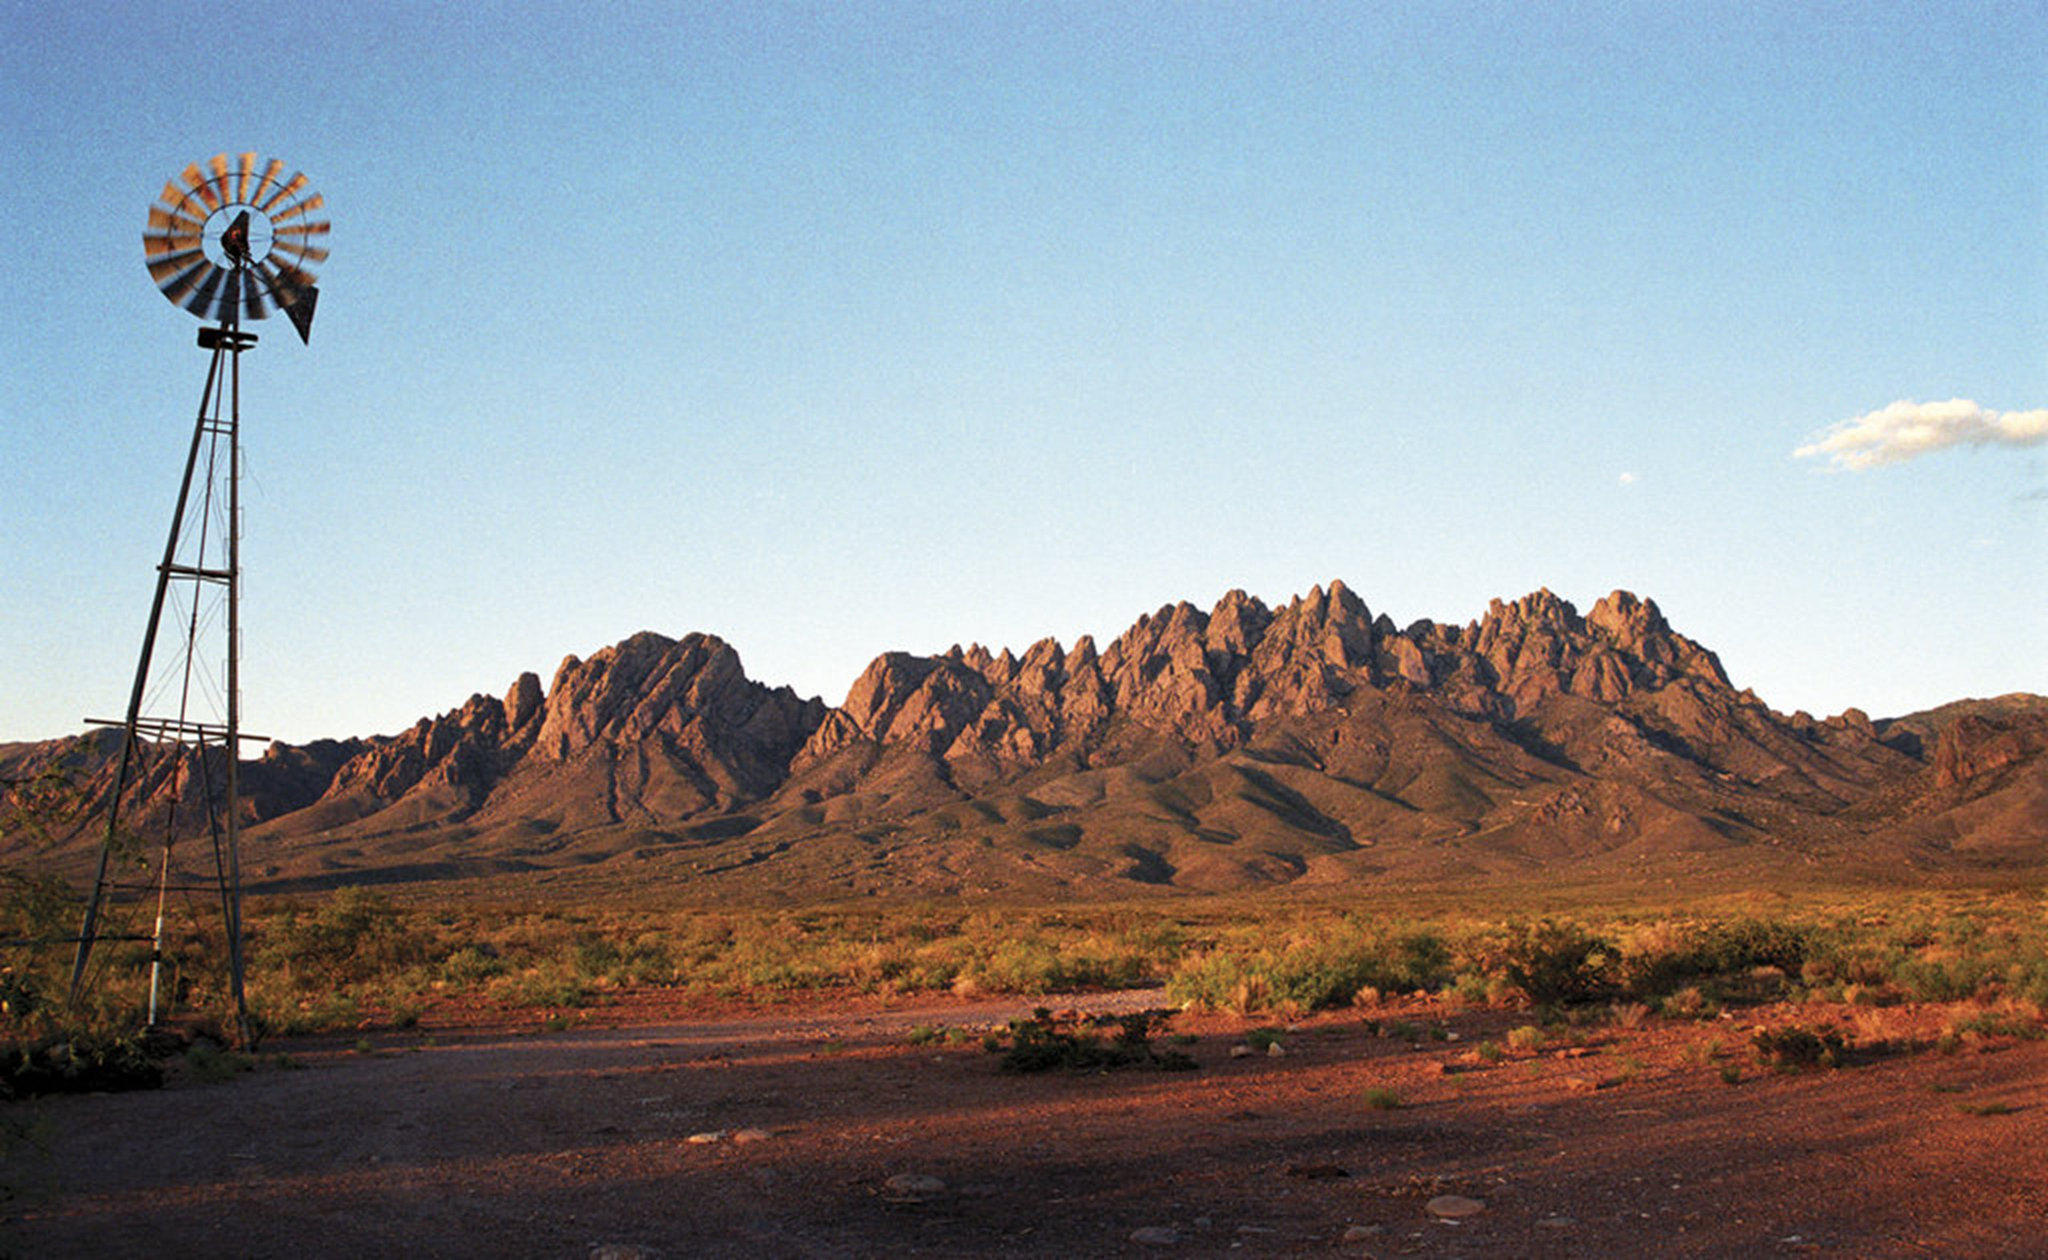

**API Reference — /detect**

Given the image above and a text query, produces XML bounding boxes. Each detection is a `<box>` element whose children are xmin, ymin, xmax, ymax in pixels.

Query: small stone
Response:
<box><xmin>730</xmin><ymin>1128</ymin><xmax>771</xmax><ymax>1144</ymax></box>
<box><xmin>684</xmin><ymin>1131</ymin><xmax>725</xmax><ymax>1145</ymax></box>
<box><xmin>1426</xmin><ymin>1194</ymin><xmax>1485</xmax><ymax>1220</ymax></box>
<box><xmin>1130</xmin><ymin>1226</ymin><xmax>1180</xmax><ymax>1245</ymax></box>
<box><xmin>883</xmin><ymin>1173</ymin><xmax>947</xmax><ymax>1200</ymax></box>
<box><xmin>1342</xmin><ymin>1223</ymin><xmax>1385</xmax><ymax>1240</ymax></box>
<box><xmin>1266</xmin><ymin>1042</ymin><xmax>1287</xmax><ymax>1058</ymax></box>
<box><xmin>1536</xmin><ymin>1215</ymin><xmax>1575</xmax><ymax>1229</ymax></box>
<box><xmin>1229</xmin><ymin>1045</ymin><xmax>1254</xmax><ymax>1058</ymax></box>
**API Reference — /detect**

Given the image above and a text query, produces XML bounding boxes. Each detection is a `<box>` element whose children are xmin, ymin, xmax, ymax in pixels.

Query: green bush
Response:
<box><xmin>257</xmin><ymin>888</ymin><xmax>429</xmax><ymax>991</ymax></box>
<box><xmin>1619</xmin><ymin>919</ymin><xmax>1811</xmax><ymax>997</ymax></box>
<box><xmin>1165</xmin><ymin>927</ymin><xmax>1450</xmax><ymax>1014</ymax></box>
<box><xmin>438</xmin><ymin>944</ymin><xmax>507</xmax><ymax>987</ymax></box>
<box><xmin>1494</xmin><ymin>920</ymin><xmax>1615</xmax><ymax>1006</ymax></box>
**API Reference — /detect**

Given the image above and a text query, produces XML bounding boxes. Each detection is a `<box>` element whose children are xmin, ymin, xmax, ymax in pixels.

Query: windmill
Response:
<box><xmin>68</xmin><ymin>153</ymin><xmax>328</xmax><ymax>1040</ymax></box>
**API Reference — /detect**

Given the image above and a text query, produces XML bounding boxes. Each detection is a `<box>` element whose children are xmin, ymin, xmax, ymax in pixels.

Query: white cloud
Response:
<box><xmin>1617</xmin><ymin>471</ymin><xmax>1638</xmax><ymax>485</ymax></box>
<box><xmin>1795</xmin><ymin>398</ymin><xmax>2048</xmax><ymax>471</ymax></box>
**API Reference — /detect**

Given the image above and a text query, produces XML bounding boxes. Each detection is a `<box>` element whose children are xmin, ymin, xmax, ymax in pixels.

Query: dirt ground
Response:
<box><xmin>4</xmin><ymin>988</ymin><xmax>2045</xmax><ymax>1258</ymax></box>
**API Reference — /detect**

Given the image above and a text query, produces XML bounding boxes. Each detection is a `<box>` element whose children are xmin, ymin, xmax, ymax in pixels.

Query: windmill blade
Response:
<box><xmin>256</xmin><ymin>171</ymin><xmax>307</xmax><ymax>213</ymax></box>
<box><xmin>183</xmin><ymin>265</ymin><xmax>226</xmax><ymax>317</ymax></box>
<box><xmin>270</xmin><ymin>192</ymin><xmax>326</xmax><ymax>225</ymax></box>
<box><xmin>256</xmin><ymin>259</ymin><xmax>299</xmax><ymax>308</ymax></box>
<box><xmin>289</xmin><ymin>242</ymin><xmax>330</xmax><ymax>265</ymax></box>
<box><xmin>144</xmin><ymin>229</ymin><xmax>203</xmax><ymax>260</ymax></box>
<box><xmin>252</xmin><ymin>259</ymin><xmax>284</xmax><ymax>305</ymax></box>
<box><xmin>164</xmin><ymin>260</ymin><xmax>217</xmax><ymax>305</ymax></box>
<box><xmin>265</xmin><ymin>257</ymin><xmax>316</xmax><ymax>290</ymax></box>
<box><xmin>274</xmin><ymin>220</ymin><xmax>331</xmax><ymax>241</ymax></box>
<box><xmin>178</xmin><ymin>162</ymin><xmax>216</xmax><ymax>213</ymax></box>
<box><xmin>147</xmin><ymin>247</ymin><xmax>204</xmax><ymax>282</ymax></box>
<box><xmin>148</xmin><ymin>204</ymin><xmax>204</xmax><ymax>235</ymax></box>
<box><xmin>159</xmin><ymin>260</ymin><xmax>212</xmax><ymax>303</ymax></box>
<box><xmin>246</xmin><ymin>158</ymin><xmax>284</xmax><ymax>207</ymax></box>
<box><xmin>240</xmin><ymin>270</ymin><xmax>269</xmax><ymax>320</ymax></box>
<box><xmin>235</xmin><ymin>152</ymin><xmax>256</xmax><ymax>203</ymax></box>
<box><xmin>187</xmin><ymin>156</ymin><xmax>229</xmax><ymax>213</ymax></box>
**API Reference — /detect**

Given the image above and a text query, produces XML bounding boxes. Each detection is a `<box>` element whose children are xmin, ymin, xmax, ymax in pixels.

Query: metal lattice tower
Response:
<box><xmin>69</xmin><ymin>153</ymin><xmax>327</xmax><ymax>1040</ymax></box>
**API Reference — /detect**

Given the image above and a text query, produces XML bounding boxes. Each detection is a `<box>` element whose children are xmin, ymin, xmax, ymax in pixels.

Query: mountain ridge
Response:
<box><xmin>5</xmin><ymin>583</ymin><xmax>2041</xmax><ymax>898</ymax></box>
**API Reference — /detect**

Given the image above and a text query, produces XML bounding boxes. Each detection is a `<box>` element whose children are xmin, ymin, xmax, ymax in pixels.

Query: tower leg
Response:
<box><xmin>70</xmin><ymin>341</ymin><xmax>227</xmax><ymax>1007</ymax></box>
<box><xmin>70</xmin><ymin>323</ymin><xmax>255</xmax><ymax>1046</ymax></box>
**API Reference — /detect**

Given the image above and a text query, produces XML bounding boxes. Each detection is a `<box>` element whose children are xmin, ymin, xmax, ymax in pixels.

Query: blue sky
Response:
<box><xmin>3</xmin><ymin>1</ymin><xmax>2042</xmax><ymax>744</ymax></box>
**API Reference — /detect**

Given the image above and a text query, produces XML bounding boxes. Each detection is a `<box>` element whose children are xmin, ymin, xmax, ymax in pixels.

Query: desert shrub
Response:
<box><xmin>572</xmin><ymin>932</ymin><xmax>676</xmax><ymax>987</ymax></box>
<box><xmin>1505</xmin><ymin>1023</ymin><xmax>1546</xmax><ymax>1051</ymax></box>
<box><xmin>438</xmin><ymin>944</ymin><xmax>507</xmax><ymax>987</ymax></box>
<box><xmin>1944</xmin><ymin>1009</ymin><xmax>2045</xmax><ymax>1041</ymax></box>
<box><xmin>992</xmin><ymin>1009</ymin><xmax>1195</xmax><ymax>1073</ymax></box>
<box><xmin>267</xmin><ymin>990</ymin><xmax>362</xmax><ymax>1035</ymax></box>
<box><xmin>1658</xmin><ymin>985</ymin><xmax>1719</xmax><ymax>1020</ymax></box>
<box><xmin>1610</xmin><ymin>1001</ymin><xmax>1651</xmax><ymax>1028</ymax></box>
<box><xmin>1616</xmin><ymin>918</ymin><xmax>1811</xmax><ymax>999</ymax></box>
<box><xmin>1362</xmin><ymin>1087</ymin><xmax>1402</xmax><ymax>1110</ymax></box>
<box><xmin>0</xmin><ymin>1031</ymin><xmax>165</xmax><ymax>1099</ymax></box>
<box><xmin>181</xmin><ymin>1041</ymin><xmax>255</xmax><ymax>1084</ymax></box>
<box><xmin>957</xmin><ymin>936</ymin><xmax>1064</xmax><ymax>993</ymax></box>
<box><xmin>257</xmin><ymin>888</ymin><xmax>431</xmax><ymax>991</ymax></box>
<box><xmin>0</xmin><ymin>970</ymin><xmax>42</xmax><ymax>1022</ymax></box>
<box><xmin>1890</xmin><ymin>952</ymin><xmax>1997</xmax><ymax>1002</ymax></box>
<box><xmin>1751</xmin><ymin>1025</ymin><xmax>1846</xmax><ymax>1070</ymax></box>
<box><xmin>495</xmin><ymin>966</ymin><xmax>591</xmax><ymax>1009</ymax></box>
<box><xmin>1166</xmin><ymin>926</ymin><xmax>1450</xmax><ymax>1014</ymax></box>
<box><xmin>2010</xmin><ymin>963</ymin><xmax>2048</xmax><ymax>1010</ymax></box>
<box><xmin>1489</xmin><ymin>920</ymin><xmax>1615</xmax><ymax>1006</ymax></box>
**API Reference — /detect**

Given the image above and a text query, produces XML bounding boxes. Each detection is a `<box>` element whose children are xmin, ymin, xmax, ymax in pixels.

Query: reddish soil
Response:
<box><xmin>5</xmin><ymin>990</ymin><xmax>2045</xmax><ymax>1257</ymax></box>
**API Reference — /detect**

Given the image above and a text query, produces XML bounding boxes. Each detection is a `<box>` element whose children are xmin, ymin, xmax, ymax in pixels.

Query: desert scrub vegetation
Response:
<box><xmin>987</xmin><ymin>1008</ymin><xmax>1196</xmax><ymax>1073</ymax></box>
<box><xmin>223</xmin><ymin>899</ymin><xmax>1185</xmax><ymax>1033</ymax></box>
<box><xmin>227</xmin><ymin>892</ymin><xmax>2048</xmax><ymax>1034</ymax></box>
<box><xmin>1162</xmin><ymin>894</ymin><xmax>2048</xmax><ymax>1030</ymax></box>
<box><xmin>1165</xmin><ymin>918</ymin><xmax>1453</xmax><ymax>1014</ymax></box>
<box><xmin>12</xmin><ymin>880</ymin><xmax>2048</xmax><ymax>1045</ymax></box>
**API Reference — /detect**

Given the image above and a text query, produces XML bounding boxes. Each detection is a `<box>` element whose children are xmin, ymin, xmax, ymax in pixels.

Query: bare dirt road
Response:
<box><xmin>5</xmin><ymin>989</ymin><xmax>2045</xmax><ymax>1257</ymax></box>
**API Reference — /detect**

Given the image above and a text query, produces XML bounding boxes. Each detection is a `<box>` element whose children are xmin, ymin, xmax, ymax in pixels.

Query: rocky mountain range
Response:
<box><xmin>5</xmin><ymin>583</ymin><xmax>2042</xmax><ymax>898</ymax></box>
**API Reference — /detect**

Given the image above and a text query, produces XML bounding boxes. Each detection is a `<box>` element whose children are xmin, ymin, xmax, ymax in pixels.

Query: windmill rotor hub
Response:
<box><xmin>208</xmin><ymin>206</ymin><xmax>270</xmax><ymax>268</ymax></box>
